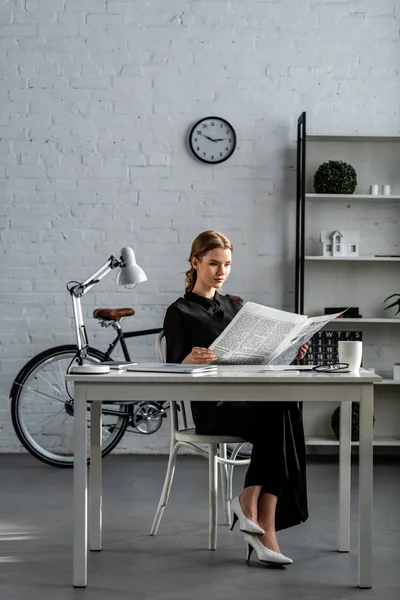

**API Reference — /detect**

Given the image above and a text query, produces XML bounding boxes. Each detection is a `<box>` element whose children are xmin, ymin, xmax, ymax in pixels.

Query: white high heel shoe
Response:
<box><xmin>230</xmin><ymin>496</ymin><xmax>265</xmax><ymax>535</ymax></box>
<box><xmin>244</xmin><ymin>533</ymin><xmax>293</xmax><ymax>566</ymax></box>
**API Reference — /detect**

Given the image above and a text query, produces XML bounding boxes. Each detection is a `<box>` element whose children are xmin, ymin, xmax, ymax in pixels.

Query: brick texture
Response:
<box><xmin>0</xmin><ymin>0</ymin><xmax>399</xmax><ymax>453</ymax></box>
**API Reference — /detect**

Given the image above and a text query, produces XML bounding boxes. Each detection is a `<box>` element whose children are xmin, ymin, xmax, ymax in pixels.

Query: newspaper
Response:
<box><xmin>209</xmin><ymin>302</ymin><xmax>344</xmax><ymax>366</ymax></box>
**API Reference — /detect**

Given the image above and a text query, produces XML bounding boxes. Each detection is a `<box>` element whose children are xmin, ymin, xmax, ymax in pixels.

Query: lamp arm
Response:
<box><xmin>70</xmin><ymin>255</ymin><xmax>121</xmax><ymax>298</ymax></box>
<box><xmin>68</xmin><ymin>255</ymin><xmax>121</xmax><ymax>363</ymax></box>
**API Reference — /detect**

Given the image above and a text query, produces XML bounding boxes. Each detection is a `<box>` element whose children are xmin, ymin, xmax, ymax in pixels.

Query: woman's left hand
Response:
<box><xmin>295</xmin><ymin>341</ymin><xmax>310</xmax><ymax>360</ymax></box>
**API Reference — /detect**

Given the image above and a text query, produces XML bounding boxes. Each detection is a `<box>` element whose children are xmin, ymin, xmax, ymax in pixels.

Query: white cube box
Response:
<box><xmin>394</xmin><ymin>364</ymin><xmax>400</xmax><ymax>380</ymax></box>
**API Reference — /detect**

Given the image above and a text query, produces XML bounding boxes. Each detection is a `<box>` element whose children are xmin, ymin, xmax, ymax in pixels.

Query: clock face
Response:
<box><xmin>189</xmin><ymin>117</ymin><xmax>237</xmax><ymax>164</ymax></box>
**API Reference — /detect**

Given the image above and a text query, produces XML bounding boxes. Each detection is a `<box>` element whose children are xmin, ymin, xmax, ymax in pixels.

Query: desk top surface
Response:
<box><xmin>66</xmin><ymin>366</ymin><xmax>381</xmax><ymax>385</ymax></box>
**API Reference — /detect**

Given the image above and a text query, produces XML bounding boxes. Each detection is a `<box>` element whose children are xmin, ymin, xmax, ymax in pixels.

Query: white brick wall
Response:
<box><xmin>1</xmin><ymin>0</ymin><xmax>399</xmax><ymax>454</ymax></box>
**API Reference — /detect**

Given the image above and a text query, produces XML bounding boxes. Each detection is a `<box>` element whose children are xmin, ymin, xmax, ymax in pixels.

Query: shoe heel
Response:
<box><xmin>246</xmin><ymin>543</ymin><xmax>254</xmax><ymax>563</ymax></box>
<box><xmin>230</xmin><ymin>512</ymin><xmax>238</xmax><ymax>531</ymax></box>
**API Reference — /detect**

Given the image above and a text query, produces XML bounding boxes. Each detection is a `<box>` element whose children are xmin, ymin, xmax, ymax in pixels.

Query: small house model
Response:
<box><xmin>320</xmin><ymin>230</ymin><xmax>360</xmax><ymax>257</ymax></box>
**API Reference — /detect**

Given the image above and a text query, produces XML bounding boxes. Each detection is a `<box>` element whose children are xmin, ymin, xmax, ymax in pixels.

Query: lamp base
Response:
<box><xmin>69</xmin><ymin>364</ymin><xmax>110</xmax><ymax>375</ymax></box>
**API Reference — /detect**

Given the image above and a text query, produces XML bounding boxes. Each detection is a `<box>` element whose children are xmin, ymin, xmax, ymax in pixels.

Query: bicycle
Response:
<box><xmin>9</xmin><ymin>306</ymin><xmax>166</xmax><ymax>468</ymax></box>
<box><xmin>10</xmin><ymin>241</ymin><xmax>252</xmax><ymax>468</ymax></box>
<box><xmin>10</xmin><ymin>310</ymin><xmax>253</xmax><ymax>469</ymax></box>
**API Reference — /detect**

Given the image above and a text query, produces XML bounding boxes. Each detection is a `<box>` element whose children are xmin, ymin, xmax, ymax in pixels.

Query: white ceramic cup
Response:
<box><xmin>382</xmin><ymin>184</ymin><xmax>391</xmax><ymax>196</ymax></box>
<box><xmin>338</xmin><ymin>341</ymin><xmax>363</xmax><ymax>372</ymax></box>
<box><xmin>370</xmin><ymin>184</ymin><xmax>379</xmax><ymax>195</ymax></box>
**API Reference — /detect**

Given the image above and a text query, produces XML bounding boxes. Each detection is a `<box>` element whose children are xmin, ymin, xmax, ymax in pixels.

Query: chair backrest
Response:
<box><xmin>155</xmin><ymin>330</ymin><xmax>166</xmax><ymax>362</ymax></box>
<box><xmin>154</xmin><ymin>330</ymin><xmax>188</xmax><ymax>431</ymax></box>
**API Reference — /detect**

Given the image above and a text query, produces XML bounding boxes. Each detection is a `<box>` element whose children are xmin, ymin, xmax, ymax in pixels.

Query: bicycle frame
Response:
<box><xmin>101</xmin><ymin>325</ymin><xmax>162</xmax><ymax>362</ymax></box>
<box><xmin>93</xmin><ymin>322</ymin><xmax>163</xmax><ymax>421</ymax></box>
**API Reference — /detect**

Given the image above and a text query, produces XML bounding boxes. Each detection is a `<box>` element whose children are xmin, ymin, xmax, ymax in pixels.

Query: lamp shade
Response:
<box><xmin>116</xmin><ymin>247</ymin><xmax>147</xmax><ymax>288</ymax></box>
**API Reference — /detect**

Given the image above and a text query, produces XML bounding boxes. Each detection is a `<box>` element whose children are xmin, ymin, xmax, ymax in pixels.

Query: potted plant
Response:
<box><xmin>314</xmin><ymin>160</ymin><xmax>357</xmax><ymax>194</ymax></box>
<box><xmin>331</xmin><ymin>403</ymin><xmax>375</xmax><ymax>442</ymax></box>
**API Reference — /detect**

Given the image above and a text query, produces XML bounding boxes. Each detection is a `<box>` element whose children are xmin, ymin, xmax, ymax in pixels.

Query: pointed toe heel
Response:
<box><xmin>230</xmin><ymin>513</ymin><xmax>239</xmax><ymax>531</ymax></box>
<box><xmin>230</xmin><ymin>496</ymin><xmax>265</xmax><ymax>535</ymax></box>
<box><xmin>244</xmin><ymin>534</ymin><xmax>293</xmax><ymax>566</ymax></box>
<box><xmin>245</xmin><ymin>542</ymin><xmax>254</xmax><ymax>563</ymax></box>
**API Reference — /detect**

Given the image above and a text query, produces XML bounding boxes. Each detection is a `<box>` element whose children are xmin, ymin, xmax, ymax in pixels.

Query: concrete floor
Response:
<box><xmin>1</xmin><ymin>454</ymin><xmax>399</xmax><ymax>600</ymax></box>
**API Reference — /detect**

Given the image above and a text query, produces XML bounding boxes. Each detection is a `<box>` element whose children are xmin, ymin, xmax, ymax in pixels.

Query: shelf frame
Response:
<box><xmin>307</xmin><ymin>134</ymin><xmax>400</xmax><ymax>143</ymax></box>
<box><xmin>305</xmin><ymin>256</ymin><xmax>400</xmax><ymax>262</ymax></box>
<box><xmin>295</xmin><ymin>111</ymin><xmax>306</xmax><ymax>315</ymax></box>
<box><xmin>322</xmin><ymin>318</ymin><xmax>400</xmax><ymax>324</ymax></box>
<box><xmin>376</xmin><ymin>379</ymin><xmax>400</xmax><ymax>386</ymax></box>
<box><xmin>306</xmin><ymin>193</ymin><xmax>400</xmax><ymax>201</ymax></box>
<box><xmin>306</xmin><ymin>435</ymin><xmax>400</xmax><ymax>447</ymax></box>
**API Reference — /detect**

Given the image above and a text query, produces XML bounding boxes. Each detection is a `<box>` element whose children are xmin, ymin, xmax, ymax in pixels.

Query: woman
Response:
<box><xmin>163</xmin><ymin>230</ymin><xmax>309</xmax><ymax>566</ymax></box>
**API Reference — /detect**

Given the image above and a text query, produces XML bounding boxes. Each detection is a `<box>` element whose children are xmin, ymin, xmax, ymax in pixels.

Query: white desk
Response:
<box><xmin>66</xmin><ymin>367</ymin><xmax>380</xmax><ymax>589</ymax></box>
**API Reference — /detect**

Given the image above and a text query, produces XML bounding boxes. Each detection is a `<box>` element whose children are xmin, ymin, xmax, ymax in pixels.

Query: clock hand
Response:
<box><xmin>201</xmin><ymin>134</ymin><xmax>229</xmax><ymax>143</ymax></box>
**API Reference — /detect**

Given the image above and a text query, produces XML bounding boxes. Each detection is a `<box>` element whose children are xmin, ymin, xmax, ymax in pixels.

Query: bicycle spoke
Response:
<box><xmin>13</xmin><ymin>382</ymin><xmax>66</xmax><ymax>404</ymax></box>
<box><xmin>36</xmin><ymin>369</ymin><xmax>64</xmax><ymax>397</ymax></box>
<box><xmin>44</xmin><ymin>414</ymin><xmax>73</xmax><ymax>455</ymax></box>
<box><xmin>25</xmin><ymin>407</ymin><xmax>66</xmax><ymax>430</ymax></box>
<box><xmin>133</xmin><ymin>402</ymin><xmax>163</xmax><ymax>434</ymax></box>
<box><xmin>13</xmin><ymin>349</ymin><xmax>128</xmax><ymax>465</ymax></box>
<box><xmin>23</xmin><ymin>408</ymin><xmax>71</xmax><ymax>440</ymax></box>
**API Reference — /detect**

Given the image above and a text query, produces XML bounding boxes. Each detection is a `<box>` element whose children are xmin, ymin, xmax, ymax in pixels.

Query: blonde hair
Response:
<box><xmin>185</xmin><ymin>230</ymin><xmax>233</xmax><ymax>293</ymax></box>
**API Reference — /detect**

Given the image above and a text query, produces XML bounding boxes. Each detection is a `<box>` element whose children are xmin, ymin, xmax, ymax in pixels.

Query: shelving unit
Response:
<box><xmin>305</xmin><ymin>257</ymin><xmax>400</xmax><ymax>262</ymax></box>
<box><xmin>295</xmin><ymin>112</ymin><xmax>400</xmax><ymax>452</ymax></box>
<box><xmin>306</xmin><ymin>133</ymin><xmax>400</xmax><ymax>142</ymax></box>
<box><xmin>327</xmin><ymin>319</ymin><xmax>400</xmax><ymax>323</ymax></box>
<box><xmin>306</xmin><ymin>193</ymin><xmax>400</xmax><ymax>200</ymax></box>
<box><xmin>306</xmin><ymin>435</ymin><xmax>400</xmax><ymax>447</ymax></box>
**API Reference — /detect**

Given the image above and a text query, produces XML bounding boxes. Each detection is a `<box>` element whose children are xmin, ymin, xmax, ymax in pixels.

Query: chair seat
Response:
<box><xmin>175</xmin><ymin>428</ymin><xmax>246</xmax><ymax>444</ymax></box>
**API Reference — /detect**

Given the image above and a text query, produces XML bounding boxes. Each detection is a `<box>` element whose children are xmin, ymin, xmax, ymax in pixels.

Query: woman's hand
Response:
<box><xmin>182</xmin><ymin>347</ymin><xmax>216</xmax><ymax>365</ymax></box>
<box><xmin>295</xmin><ymin>341</ymin><xmax>310</xmax><ymax>361</ymax></box>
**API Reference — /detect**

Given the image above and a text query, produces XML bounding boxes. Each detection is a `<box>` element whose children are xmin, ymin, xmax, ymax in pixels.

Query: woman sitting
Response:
<box><xmin>163</xmin><ymin>230</ymin><xmax>309</xmax><ymax>566</ymax></box>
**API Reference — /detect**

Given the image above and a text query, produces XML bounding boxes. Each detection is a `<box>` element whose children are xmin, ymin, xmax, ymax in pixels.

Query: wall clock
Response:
<box><xmin>188</xmin><ymin>116</ymin><xmax>237</xmax><ymax>164</ymax></box>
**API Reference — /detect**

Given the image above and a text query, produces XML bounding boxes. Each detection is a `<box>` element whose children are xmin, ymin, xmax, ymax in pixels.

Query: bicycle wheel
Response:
<box><xmin>10</xmin><ymin>345</ymin><xmax>129</xmax><ymax>468</ymax></box>
<box><xmin>226</xmin><ymin>442</ymin><xmax>252</xmax><ymax>460</ymax></box>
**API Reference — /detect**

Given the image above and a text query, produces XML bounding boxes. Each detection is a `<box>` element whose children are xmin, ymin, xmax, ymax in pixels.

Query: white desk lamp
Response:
<box><xmin>68</xmin><ymin>247</ymin><xmax>147</xmax><ymax>374</ymax></box>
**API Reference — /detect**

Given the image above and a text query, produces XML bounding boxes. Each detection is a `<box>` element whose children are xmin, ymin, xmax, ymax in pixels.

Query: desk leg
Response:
<box><xmin>337</xmin><ymin>400</ymin><xmax>351</xmax><ymax>552</ymax></box>
<box><xmin>90</xmin><ymin>402</ymin><xmax>102</xmax><ymax>551</ymax></box>
<box><xmin>73</xmin><ymin>383</ymin><xmax>88</xmax><ymax>588</ymax></box>
<box><xmin>358</xmin><ymin>385</ymin><xmax>374</xmax><ymax>589</ymax></box>
<box><xmin>209</xmin><ymin>443</ymin><xmax>218</xmax><ymax>550</ymax></box>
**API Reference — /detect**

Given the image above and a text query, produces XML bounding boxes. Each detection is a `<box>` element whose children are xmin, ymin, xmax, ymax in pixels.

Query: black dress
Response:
<box><xmin>163</xmin><ymin>291</ymin><xmax>309</xmax><ymax>532</ymax></box>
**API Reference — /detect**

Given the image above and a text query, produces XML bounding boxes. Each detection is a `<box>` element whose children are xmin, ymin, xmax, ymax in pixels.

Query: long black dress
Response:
<box><xmin>163</xmin><ymin>291</ymin><xmax>308</xmax><ymax>532</ymax></box>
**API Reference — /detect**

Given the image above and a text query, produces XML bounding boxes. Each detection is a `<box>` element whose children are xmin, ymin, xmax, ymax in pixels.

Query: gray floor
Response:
<box><xmin>1</xmin><ymin>454</ymin><xmax>399</xmax><ymax>600</ymax></box>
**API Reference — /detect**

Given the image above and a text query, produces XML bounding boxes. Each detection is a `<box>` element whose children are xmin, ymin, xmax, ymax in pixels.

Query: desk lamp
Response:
<box><xmin>67</xmin><ymin>247</ymin><xmax>147</xmax><ymax>374</ymax></box>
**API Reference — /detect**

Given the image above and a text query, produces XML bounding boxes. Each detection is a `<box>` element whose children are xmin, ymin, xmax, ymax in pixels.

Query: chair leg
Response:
<box><xmin>227</xmin><ymin>463</ymin><xmax>234</xmax><ymax>522</ymax></box>
<box><xmin>226</xmin><ymin>443</ymin><xmax>245</xmax><ymax>521</ymax></box>
<box><xmin>150</xmin><ymin>442</ymin><xmax>180</xmax><ymax>536</ymax></box>
<box><xmin>218</xmin><ymin>444</ymin><xmax>231</xmax><ymax>527</ymax></box>
<box><xmin>209</xmin><ymin>443</ymin><xmax>218</xmax><ymax>550</ymax></box>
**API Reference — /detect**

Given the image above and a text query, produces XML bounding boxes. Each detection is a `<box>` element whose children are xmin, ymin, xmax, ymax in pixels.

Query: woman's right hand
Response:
<box><xmin>182</xmin><ymin>347</ymin><xmax>216</xmax><ymax>365</ymax></box>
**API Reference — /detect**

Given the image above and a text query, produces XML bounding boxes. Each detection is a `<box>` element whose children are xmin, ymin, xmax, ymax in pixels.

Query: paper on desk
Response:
<box><xmin>209</xmin><ymin>302</ymin><xmax>344</xmax><ymax>366</ymax></box>
<box><xmin>99</xmin><ymin>361</ymin><xmax>139</xmax><ymax>370</ymax></box>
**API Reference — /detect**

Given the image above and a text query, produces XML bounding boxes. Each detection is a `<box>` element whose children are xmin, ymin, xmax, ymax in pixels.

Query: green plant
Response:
<box><xmin>314</xmin><ymin>160</ymin><xmax>357</xmax><ymax>194</ymax></box>
<box><xmin>331</xmin><ymin>403</ymin><xmax>375</xmax><ymax>442</ymax></box>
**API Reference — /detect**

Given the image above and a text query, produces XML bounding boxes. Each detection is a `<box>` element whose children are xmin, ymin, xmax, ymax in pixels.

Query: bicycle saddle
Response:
<box><xmin>93</xmin><ymin>308</ymin><xmax>135</xmax><ymax>321</ymax></box>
